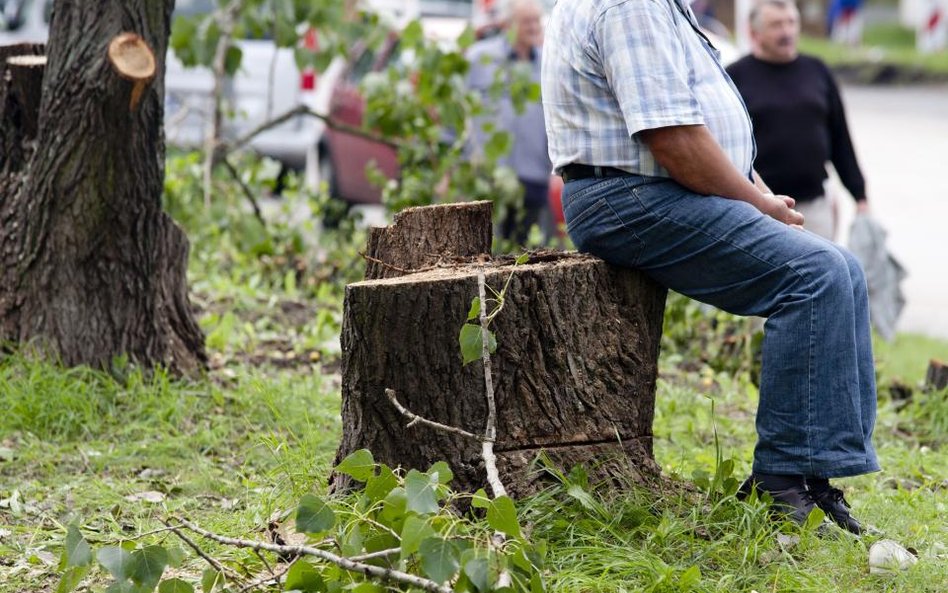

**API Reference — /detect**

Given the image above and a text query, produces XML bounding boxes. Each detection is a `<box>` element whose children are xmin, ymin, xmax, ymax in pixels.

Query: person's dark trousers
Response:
<box><xmin>561</xmin><ymin>174</ymin><xmax>879</xmax><ymax>479</ymax></box>
<box><xmin>501</xmin><ymin>179</ymin><xmax>551</xmax><ymax>245</ymax></box>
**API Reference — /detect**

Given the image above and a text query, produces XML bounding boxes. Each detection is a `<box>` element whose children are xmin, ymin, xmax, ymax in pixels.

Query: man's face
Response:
<box><xmin>751</xmin><ymin>3</ymin><xmax>801</xmax><ymax>63</ymax></box>
<box><xmin>512</xmin><ymin>3</ymin><xmax>544</xmax><ymax>49</ymax></box>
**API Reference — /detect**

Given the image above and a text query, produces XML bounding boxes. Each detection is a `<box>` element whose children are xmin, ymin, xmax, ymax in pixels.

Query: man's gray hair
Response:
<box><xmin>749</xmin><ymin>0</ymin><xmax>799</xmax><ymax>30</ymax></box>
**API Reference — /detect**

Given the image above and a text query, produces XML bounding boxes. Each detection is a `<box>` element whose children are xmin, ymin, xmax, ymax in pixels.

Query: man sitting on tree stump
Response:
<box><xmin>541</xmin><ymin>0</ymin><xmax>877</xmax><ymax>535</ymax></box>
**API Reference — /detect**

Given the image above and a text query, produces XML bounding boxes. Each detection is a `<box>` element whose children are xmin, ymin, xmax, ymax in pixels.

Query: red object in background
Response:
<box><xmin>547</xmin><ymin>174</ymin><xmax>565</xmax><ymax>236</ymax></box>
<box><xmin>323</xmin><ymin>36</ymin><xmax>401</xmax><ymax>205</ymax></box>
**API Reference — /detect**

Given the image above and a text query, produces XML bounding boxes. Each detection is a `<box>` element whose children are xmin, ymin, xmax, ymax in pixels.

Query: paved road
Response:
<box><xmin>834</xmin><ymin>83</ymin><xmax>948</xmax><ymax>339</ymax></box>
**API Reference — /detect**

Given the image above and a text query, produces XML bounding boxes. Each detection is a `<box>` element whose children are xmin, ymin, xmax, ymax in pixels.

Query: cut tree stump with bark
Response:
<box><xmin>0</xmin><ymin>2</ymin><xmax>206</xmax><ymax>375</ymax></box>
<box><xmin>926</xmin><ymin>359</ymin><xmax>948</xmax><ymax>391</ymax></box>
<box><xmin>335</xmin><ymin>202</ymin><xmax>668</xmax><ymax>497</ymax></box>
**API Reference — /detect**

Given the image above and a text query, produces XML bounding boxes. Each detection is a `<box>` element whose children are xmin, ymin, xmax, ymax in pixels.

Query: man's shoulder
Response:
<box><xmin>797</xmin><ymin>53</ymin><xmax>833</xmax><ymax>73</ymax></box>
<box><xmin>725</xmin><ymin>55</ymin><xmax>757</xmax><ymax>77</ymax></box>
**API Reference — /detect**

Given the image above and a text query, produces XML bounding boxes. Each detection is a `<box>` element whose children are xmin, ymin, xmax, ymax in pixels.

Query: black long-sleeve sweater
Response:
<box><xmin>726</xmin><ymin>54</ymin><xmax>866</xmax><ymax>203</ymax></box>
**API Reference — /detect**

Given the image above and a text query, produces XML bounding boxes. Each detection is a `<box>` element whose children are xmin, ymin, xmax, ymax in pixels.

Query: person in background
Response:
<box><xmin>466</xmin><ymin>0</ymin><xmax>552</xmax><ymax>244</ymax></box>
<box><xmin>727</xmin><ymin>0</ymin><xmax>869</xmax><ymax>242</ymax></box>
<box><xmin>543</xmin><ymin>0</ymin><xmax>876</xmax><ymax>534</ymax></box>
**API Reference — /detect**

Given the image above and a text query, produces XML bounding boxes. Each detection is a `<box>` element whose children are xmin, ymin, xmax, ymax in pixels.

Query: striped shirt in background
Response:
<box><xmin>541</xmin><ymin>0</ymin><xmax>756</xmax><ymax>178</ymax></box>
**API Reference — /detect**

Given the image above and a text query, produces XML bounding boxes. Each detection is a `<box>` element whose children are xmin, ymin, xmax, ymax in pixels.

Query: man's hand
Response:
<box><xmin>759</xmin><ymin>193</ymin><xmax>805</xmax><ymax>226</ymax></box>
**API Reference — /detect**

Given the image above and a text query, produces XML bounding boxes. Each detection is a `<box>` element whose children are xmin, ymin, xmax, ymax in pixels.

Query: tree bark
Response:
<box><xmin>364</xmin><ymin>201</ymin><xmax>493</xmax><ymax>280</ymax></box>
<box><xmin>0</xmin><ymin>1</ymin><xmax>206</xmax><ymax>374</ymax></box>
<box><xmin>926</xmin><ymin>359</ymin><xmax>948</xmax><ymax>391</ymax></box>
<box><xmin>336</xmin><ymin>207</ymin><xmax>667</xmax><ymax>497</ymax></box>
<box><xmin>0</xmin><ymin>43</ymin><xmax>45</xmax><ymax>174</ymax></box>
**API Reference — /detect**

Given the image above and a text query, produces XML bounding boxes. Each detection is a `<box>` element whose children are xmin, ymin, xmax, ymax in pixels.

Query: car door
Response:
<box><xmin>327</xmin><ymin>39</ymin><xmax>400</xmax><ymax>205</ymax></box>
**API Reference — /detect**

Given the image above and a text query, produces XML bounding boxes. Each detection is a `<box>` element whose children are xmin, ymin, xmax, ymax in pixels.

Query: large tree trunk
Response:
<box><xmin>335</xmin><ymin>203</ymin><xmax>667</xmax><ymax>497</ymax></box>
<box><xmin>0</xmin><ymin>1</ymin><xmax>206</xmax><ymax>374</ymax></box>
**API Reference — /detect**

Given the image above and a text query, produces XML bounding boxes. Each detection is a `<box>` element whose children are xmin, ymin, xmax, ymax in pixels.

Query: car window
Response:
<box><xmin>347</xmin><ymin>46</ymin><xmax>378</xmax><ymax>84</ymax></box>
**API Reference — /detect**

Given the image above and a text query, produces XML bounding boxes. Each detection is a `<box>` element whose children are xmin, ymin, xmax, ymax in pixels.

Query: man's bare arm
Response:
<box><xmin>639</xmin><ymin>124</ymin><xmax>803</xmax><ymax>226</ymax></box>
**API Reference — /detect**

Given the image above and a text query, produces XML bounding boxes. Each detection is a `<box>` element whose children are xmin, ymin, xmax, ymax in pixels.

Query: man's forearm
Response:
<box><xmin>638</xmin><ymin>124</ymin><xmax>802</xmax><ymax>226</ymax></box>
<box><xmin>639</xmin><ymin>124</ymin><xmax>766</xmax><ymax>208</ymax></box>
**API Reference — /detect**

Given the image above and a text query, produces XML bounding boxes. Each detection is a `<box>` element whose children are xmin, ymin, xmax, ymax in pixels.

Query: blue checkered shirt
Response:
<box><xmin>541</xmin><ymin>0</ymin><xmax>755</xmax><ymax>177</ymax></box>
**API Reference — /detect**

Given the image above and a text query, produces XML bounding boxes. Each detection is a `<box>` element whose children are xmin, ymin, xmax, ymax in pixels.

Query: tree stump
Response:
<box><xmin>0</xmin><ymin>2</ymin><xmax>206</xmax><ymax>375</ymax></box>
<box><xmin>335</xmin><ymin>203</ymin><xmax>667</xmax><ymax>497</ymax></box>
<box><xmin>926</xmin><ymin>359</ymin><xmax>947</xmax><ymax>391</ymax></box>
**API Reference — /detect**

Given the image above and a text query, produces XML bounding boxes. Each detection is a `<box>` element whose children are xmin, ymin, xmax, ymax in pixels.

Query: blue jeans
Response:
<box><xmin>563</xmin><ymin>174</ymin><xmax>879</xmax><ymax>478</ymax></box>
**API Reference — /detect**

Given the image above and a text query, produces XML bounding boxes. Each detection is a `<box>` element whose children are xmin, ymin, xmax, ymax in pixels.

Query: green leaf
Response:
<box><xmin>158</xmin><ymin>578</ymin><xmax>195</xmax><ymax>593</ymax></box>
<box><xmin>466</xmin><ymin>298</ymin><xmax>481</xmax><ymax>321</ymax></box>
<box><xmin>56</xmin><ymin>565</ymin><xmax>89</xmax><ymax>593</ymax></box>
<box><xmin>459</xmin><ymin>324</ymin><xmax>497</xmax><ymax>366</ymax></box>
<box><xmin>427</xmin><ymin>461</ymin><xmax>454</xmax><ymax>485</ymax></box>
<box><xmin>484</xmin><ymin>131</ymin><xmax>511</xmax><ymax>161</ymax></box>
<box><xmin>335</xmin><ymin>449</ymin><xmax>375</xmax><ymax>482</ymax></box>
<box><xmin>351</xmin><ymin>583</ymin><xmax>383</xmax><ymax>593</ymax></box>
<box><xmin>380</xmin><ymin>487</ymin><xmax>407</xmax><ymax>527</ymax></box>
<box><xmin>401</xmin><ymin>20</ymin><xmax>424</xmax><ymax>49</ymax></box>
<box><xmin>340</xmin><ymin>523</ymin><xmax>364</xmax><ymax>557</ymax></box>
<box><xmin>515</xmin><ymin>253</ymin><xmax>530</xmax><ymax>265</ymax></box>
<box><xmin>405</xmin><ymin>470</ymin><xmax>440</xmax><ymax>515</ymax></box>
<box><xmin>364</xmin><ymin>464</ymin><xmax>398</xmax><ymax>502</ymax></box>
<box><xmin>62</xmin><ymin>524</ymin><xmax>92</xmax><ymax>569</ymax></box>
<box><xmin>296</xmin><ymin>494</ymin><xmax>336</xmax><ymax>534</ymax></box>
<box><xmin>457</xmin><ymin>25</ymin><xmax>476</xmax><ymax>50</ymax></box>
<box><xmin>284</xmin><ymin>560</ymin><xmax>325</xmax><ymax>592</ymax></box>
<box><xmin>418</xmin><ymin>537</ymin><xmax>460</xmax><ymax>584</ymax></box>
<box><xmin>470</xmin><ymin>489</ymin><xmax>490</xmax><ymax>509</ymax></box>
<box><xmin>129</xmin><ymin>545</ymin><xmax>169</xmax><ymax>589</ymax></box>
<box><xmin>462</xmin><ymin>557</ymin><xmax>489</xmax><ymax>592</ymax></box>
<box><xmin>400</xmin><ymin>516</ymin><xmax>436</xmax><ymax>558</ymax></box>
<box><xmin>223</xmin><ymin>45</ymin><xmax>243</xmax><ymax>77</ymax></box>
<box><xmin>803</xmin><ymin>506</ymin><xmax>826</xmax><ymax>531</ymax></box>
<box><xmin>678</xmin><ymin>565</ymin><xmax>701</xmax><ymax>590</ymax></box>
<box><xmin>487</xmin><ymin>496</ymin><xmax>521</xmax><ymax>538</ymax></box>
<box><xmin>201</xmin><ymin>568</ymin><xmax>224</xmax><ymax>593</ymax></box>
<box><xmin>97</xmin><ymin>547</ymin><xmax>134</xmax><ymax>581</ymax></box>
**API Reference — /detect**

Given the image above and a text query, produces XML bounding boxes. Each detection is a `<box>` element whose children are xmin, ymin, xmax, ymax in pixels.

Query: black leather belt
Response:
<box><xmin>559</xmin><ymin>164</ymin><xmax>630</xmax><ymax>182</ymax></box>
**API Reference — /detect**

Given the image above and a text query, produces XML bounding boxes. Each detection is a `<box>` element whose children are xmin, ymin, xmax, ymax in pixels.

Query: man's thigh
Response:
<box><xmin>572</xmin><ymin>176</ymin><xmax>841</xmax><ymax>316</ymax></box>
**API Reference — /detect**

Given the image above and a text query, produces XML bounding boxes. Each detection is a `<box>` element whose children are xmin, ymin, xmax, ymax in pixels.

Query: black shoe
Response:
<box><xmin>811</xmin><ymin>486</ymin><xmax>862</xmax><ymax>535</ymax></box>
<box><xmin>737</xmin><ymin>476</ymin><xmax>818</xmax><ymax>526</ymax></box>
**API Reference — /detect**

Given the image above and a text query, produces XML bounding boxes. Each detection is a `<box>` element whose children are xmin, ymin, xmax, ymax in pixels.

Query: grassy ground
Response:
<box><xmin>1</xmin><ymin>178</ymin><xmax>946</xmax><ymax>592</ymax></box>
<box><xmin>800</xmin><ymin>23</ymin><xmax>948</xmax><ymax>80</ymax></box>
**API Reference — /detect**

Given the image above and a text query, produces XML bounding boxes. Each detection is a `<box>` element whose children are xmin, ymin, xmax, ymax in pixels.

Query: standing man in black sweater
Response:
<box><xmin>727</xmin><ymin>0</ymin><xmax>869</xmax><ymax>241</ymax></box>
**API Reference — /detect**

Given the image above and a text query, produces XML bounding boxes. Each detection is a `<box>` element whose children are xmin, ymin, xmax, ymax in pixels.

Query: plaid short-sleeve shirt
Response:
<box><xmin>541</xmin><ymin>0</ymin><xmax>755</xmax><ymax>177</ymax></box>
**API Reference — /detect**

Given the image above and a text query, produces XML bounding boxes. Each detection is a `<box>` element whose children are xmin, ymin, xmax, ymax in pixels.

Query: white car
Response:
<box><xmin>1</xmin><ymin>0</ymin><xmax>342</xmax><ymax>181</ymax></box>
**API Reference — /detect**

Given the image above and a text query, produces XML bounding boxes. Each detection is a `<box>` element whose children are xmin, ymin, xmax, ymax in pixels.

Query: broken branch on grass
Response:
<box><xmin>163</xmin><ymin>519</ymin><xmax>245</xmax><ymax>584</ymax></box>
<box><xmin>173</xmin><ymin>516</ymin><xmax>452</xmax><ymax>593</ymax></box>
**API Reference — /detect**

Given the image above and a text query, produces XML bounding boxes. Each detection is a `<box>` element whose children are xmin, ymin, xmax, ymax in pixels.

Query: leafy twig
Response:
<box><xmin>172</xmin><ymin>516</ymin><xmax>453</xmax><ymax>593</ymax></box>
<box><xmin>163</xmin><ymin>519</ymin><xmax>245</xmax><ymax>584</ymax></box>
<box><xmin>477</xmin><ymin>271</ymin><xmax>506</xmax><ymax>500</ymax></box>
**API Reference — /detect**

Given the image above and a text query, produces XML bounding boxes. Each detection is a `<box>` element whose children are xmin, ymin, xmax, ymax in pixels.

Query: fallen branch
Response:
<box><xmin>236</xmin><ymin>560</ymin><xmax>294</xmax><ymax>593</ymax></box>
<box><xmin>163</xmin><ymin>519</ymin><xmax>245</xmax><ymax>584</ymax></box>
<box><xmin>172</xmin><ymin>516</ymin><xmax>452</xmax><ymax>593</ymax></box>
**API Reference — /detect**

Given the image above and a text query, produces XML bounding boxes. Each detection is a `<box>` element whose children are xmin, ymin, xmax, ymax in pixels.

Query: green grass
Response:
<box><xmin>799</xmin><ymin>24</ymin><xmax>948</xmax><ymax>77</ymax></box>
<box><xmin>1</xmin><ymin>160</ymin><xmax>946</xmax><ymax>592</ymax></box>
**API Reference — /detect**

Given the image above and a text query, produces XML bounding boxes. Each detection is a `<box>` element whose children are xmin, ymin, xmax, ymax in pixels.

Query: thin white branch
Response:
<box><xmin>478</xmin><ymin>271</ymin><xmax>507</xmax><ymax>499</ymax></box>
<box><xmin>385</xmin><ymin>388</ymin><xmax>482</xmax><ymax>440</ymax></box>
<box><xmin>349</xmin><ymin>547</ymin><xmax>400</xmax><ymax>562</ymax></box>
<box><xmin>174</xmin><ymin>517</ymin><xmax>452</xmax><ymax>593</ymax></box>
